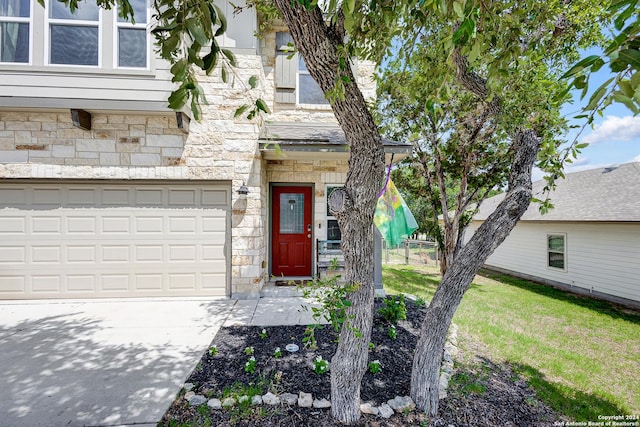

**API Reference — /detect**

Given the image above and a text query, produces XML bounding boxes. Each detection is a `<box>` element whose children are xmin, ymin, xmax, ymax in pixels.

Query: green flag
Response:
<box><xmin>374</xmin><ymin>178</ymin><xmax>418</xmax><ymax>247</ymax></box>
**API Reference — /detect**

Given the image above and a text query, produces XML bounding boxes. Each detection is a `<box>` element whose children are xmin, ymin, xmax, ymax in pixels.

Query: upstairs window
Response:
<box><xmin>547</xmin><ymin>234</ymin><xmax>566</xmax><ymax>271</ymax></box>
<box><xmin>48</xmin><ymin>0</ymin><xmax>100</xmax><ymax>65</ymax></box>
<box><xmin>275</xmin><ymin>31</ymin><xmax>329</xmax><ymax>106</ymax></box>
<box><xmin>0</xmin><ymin>0</ymin><xmax>30</xmax><ymax>63</ymax></box>
<box><xmin>116</xmin><ymin>0</ymin><xmax>148</xmax><ymax>68</ymax></box>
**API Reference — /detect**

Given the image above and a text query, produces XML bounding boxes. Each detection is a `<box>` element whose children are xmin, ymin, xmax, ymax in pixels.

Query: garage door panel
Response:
<box><xmin>0</xmin><ymin>217</ymin><xmax>25</xmax><ymax>234</ymax></box>
<box><xmin>32</xmin><ymin>275</ymin><xmax>60</xmax><ymax>292</ymax></box>
<box><xmin>102</xmin><ymin>217</ymin><xmax>130</xmax><ymax>233</ymax></box>
<box><xmin>32</xmin><ymin>246</ymin><xmax>62</xmax><ymax>263</ymax></box>
<box><xmin>67</xmin><ymin>246</ymin><xmax>96</xmax><ymax>263</ymax></box>
<box><xmin>67</xmin><ymin>275</ymin><xmax>96</xmax><ymax>292</ymax></box>
<box><xmin>102</xmin><ymin>245</ymin><xmax>130</xmax><ymax>262</ymax></box>
<box><xmin>0</xmin><ymin>247</ymin><xmax>25</xmax><ymax>264</ymax></box>
<box><xmin>0</xmin><ymin>182</ymin><xmax>229</xmax><ymax>299</ymax></box>
<box><xmin>32</xmin><ymin>217</ymin><xmax>61</xmax><ymax>234</ymax></box>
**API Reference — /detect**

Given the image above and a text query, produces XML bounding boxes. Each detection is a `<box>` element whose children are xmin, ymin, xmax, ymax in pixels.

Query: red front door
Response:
<box><xmin>272</xmin><ymin>186</ymin><xmax>312</xmax><ymax>277</ymax></box>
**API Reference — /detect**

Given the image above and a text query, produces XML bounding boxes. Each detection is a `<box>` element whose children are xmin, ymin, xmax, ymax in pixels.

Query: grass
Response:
<box><xmin>383</xmin><ymin>264</ymin><xmax>640</xmax><ymax>421</ymax></box>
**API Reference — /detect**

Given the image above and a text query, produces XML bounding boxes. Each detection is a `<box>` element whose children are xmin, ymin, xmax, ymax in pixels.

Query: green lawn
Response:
<box><xmin>383</xmin><ymin>265</ymin><xmax>640</xmax><ymax>421</ymax></box>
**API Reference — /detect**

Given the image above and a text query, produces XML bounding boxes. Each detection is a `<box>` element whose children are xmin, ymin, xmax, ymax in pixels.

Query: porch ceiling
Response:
<box><xmin>259</xmin><ymin>122</ymin><xmax>412</xmax><ymax>162</ymax></box>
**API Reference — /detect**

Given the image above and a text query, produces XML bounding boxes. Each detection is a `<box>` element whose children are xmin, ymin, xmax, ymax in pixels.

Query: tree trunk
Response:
<box><xmin>411</xmin><ymin>129</ymin><xmax>540</xmax><ymax>415</ymax></box>
<box><xmin>271</xmin><ymin>2</ymin><xmax>385</xmax><ymax>423</ymax></box>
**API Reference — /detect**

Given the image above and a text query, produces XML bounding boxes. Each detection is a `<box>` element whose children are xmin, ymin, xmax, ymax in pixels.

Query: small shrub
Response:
<box><xmin>388</xmin><ymin>324</ymin><xmax>397</xmax><ymax>339</ymax></box>
<box><xmin>273</xmin><ymin>347</ymin><xmax>282</xmax><ymax>358</ymax></box>
<box><xmin>244</xmin><ymin>356</ymin><xmax>256</xmax><ymax>374</ymax></box>
<box><xmin>208</xmin><ymin>345</ymin><xmax>218</xmax><ymax>356</ymax></box>
<box><xmin>244</xmin><ymin>346</ymin><xmax>254</xmax><ymax>356</ymax></box>
<box><xmin>313</xmin><ymin>355</ymin><xmax>329</xmax><ymax>375</ymax></box>
<box><xmin>368</xmin><ymin>360</ymin><xmax>382</xmax><ymax>374</ymax></box>
<box><xmin>259</xmin><ymin>328</ymin><xmax>268</xmax><ymax>339</ymax></box>
<box><xmin>378</xmin><ymin>294</ymin><xmax>407</xmax><ymax>324</ymax></box>
<box><xmin>368</xmin><ymin>342</ymin><xmax>375</xmax><ymax>351</ymax></box>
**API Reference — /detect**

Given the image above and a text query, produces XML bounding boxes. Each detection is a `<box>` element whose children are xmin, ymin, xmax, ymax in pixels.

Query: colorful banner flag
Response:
<box><xmin>374</xmin><ymin>178</ymin><xmax>418</xmax><ymax>247</ymax></box>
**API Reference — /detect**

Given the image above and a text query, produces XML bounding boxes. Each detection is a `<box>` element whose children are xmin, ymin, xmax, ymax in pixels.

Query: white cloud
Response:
<box><xmin>582</xmin><ymin>116</ymin><xmax>640</xmax><ymax>145</ymax></box>
<box><xmin>633</xmin><ymin>154</ymin><xmax>640</xmax><ymax>162</ymax></box>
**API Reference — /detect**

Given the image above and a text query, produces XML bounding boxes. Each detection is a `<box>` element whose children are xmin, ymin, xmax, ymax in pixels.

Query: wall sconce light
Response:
<box><xmin>237</xmin><ymin>182</ymin><xmax>249</xmax><ymax>196</ymax></box>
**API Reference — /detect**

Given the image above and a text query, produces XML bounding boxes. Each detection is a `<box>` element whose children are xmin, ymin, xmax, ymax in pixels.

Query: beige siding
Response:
<box><xmin>467</xmin><ymin>221</ymin><xmax>640</xmax><ymax>303</ymax></box>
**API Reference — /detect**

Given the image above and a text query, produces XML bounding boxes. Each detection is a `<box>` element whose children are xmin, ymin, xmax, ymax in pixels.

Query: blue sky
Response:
<box><xmin>533</xmin><ymin>61</ymin><xmax>640</xmax><ymax>181</ymax></box>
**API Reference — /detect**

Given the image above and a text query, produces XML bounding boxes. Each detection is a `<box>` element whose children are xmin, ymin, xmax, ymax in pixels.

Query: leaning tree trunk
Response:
<box><xmin>410</xmin><ymin>129</ymin><xmax>541</xmax><ymax>415</ymax></box>
<box><xmin>272</xmin><ymin>2</ymin><xmax>385</xmax><ymax>423</ymax></box>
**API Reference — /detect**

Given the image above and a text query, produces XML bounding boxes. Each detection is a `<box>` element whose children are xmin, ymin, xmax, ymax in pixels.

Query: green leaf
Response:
<box><xmin>222</xmin><ymin>49</ymin><xmax>237</xmax><ymax>67</ymax></box>
<box><xmin>185</xmin><ymin>19</ymin><xmax>208</xmax><ymax>46</ymax></box>
<box><xmin>619</xmin><ymin>49</ymin><xmax>640</xmax><ymax>70</ymax></box>
<box><xmin>213</xmin><ymin>4</ymin><xmax>227</xmax><ymax>37</ymax></box>
<box><xmin>168</xmin><ymin>88</ymin><xmax>189</xmax><ymax>111</ymax></box>
<box><xmin>203</xmin><ymin>51</ymin><xmax>218</xmax><ymax>75</ymax></box>
<box><xmin>170</xmin><ymin>59</ymin><xmax>188</xmax><ymax>82</ymax></box>
<box><xmin>256</xmin><ymin>98</ymin><xmax>271</xmax><ymax>114</ymax></box>
<box><xmin>453</xmin><ymin>0</ymin><xmax>464</xmax><ymax>18</ymax></box>
<box><xmin>249</xmin><ymin>75</ymin><xmax>258</xmax><ymax>89</ymax></box>
<box><xmin>560</xmin><ymin>55</ymin><xmax>601</xmax><ymax>79</ymax></box>
<box><xmin>452</xmin><ymin>18</ymin><xmax>474</xmax><ymax>46</ymax></box>
<box><xmin>234</xmin><ymin>105</ymin><xmax>249</xmax><ymax>118</ymax></box>
<box><xmin>221</xmin><ymin>66</ymin><xmax>228</xmax><ymax>83</ymax></box>
<box><xmin>585</xmin><ymin>77</ymin><xmax>614</xmax><ymax>110</ymax></box>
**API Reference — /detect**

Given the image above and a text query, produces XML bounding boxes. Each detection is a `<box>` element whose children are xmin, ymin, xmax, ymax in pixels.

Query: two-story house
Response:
<box><xmin>0</xmin><ymin>0</ymin><xmax>410</xmax><ymax>299</ymax></box>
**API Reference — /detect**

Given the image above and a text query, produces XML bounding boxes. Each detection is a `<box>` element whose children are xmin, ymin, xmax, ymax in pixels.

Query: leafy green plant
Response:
<box><xmin>259</xmin><ymin>329</ymin><xmax>268</xmax><ymax>339</ymax></box>
<box><xmin>414</xmin><ymin>296</ymin><xmax>426</xmax><ymax>307</ymax></box>
<box><xmin>244</xmin><ymin>356</ymin><xmax>256</xmax><ymax>374</ymax></box>
<box><xmin>299</xmin><ymin>270</ymin><xmax>359</xmax><ymax>349</ymax></box>
<box><xmin>378</xmin><ymin>294</ymin><xmax>407</xmax><ymax>324</ymax></box>
<box><xmin>208</xmin><ymin>345</ymin><xmax>218</xmax><ymax>356</ymax></box>
<box><xmin>368</xmin><ymin>360</ymin><xmax>382</xmax><ymax>374</ymax></box>
<box><xmin>313</xmin><ymin>356</ymin><xmax>329</xmax><ymax>375</ymax></box>
<box><xmin>244</xmin><ymin>346</ymin><xmax>254</xmax><ymax>356</ymax></box>
<box><xmin>388</xmin><ymin>325</ymin><xmax>397</xmax><ymax>339</ymax></box>
<box><xmin>273</xmin><ymin>347</ymin><xmax>282</xmax><ymax>358</ymax></box>
<box><xmin>368</xmin><ymin>342</ymin><xmax>375</xmax><ymax>351</ymax></box>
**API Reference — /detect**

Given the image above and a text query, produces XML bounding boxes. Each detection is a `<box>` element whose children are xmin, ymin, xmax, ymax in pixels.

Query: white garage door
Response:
<box><xmin>0</xmin><ymin>181</ymin><xmax>230</xmax><ymax>299</ymax></box>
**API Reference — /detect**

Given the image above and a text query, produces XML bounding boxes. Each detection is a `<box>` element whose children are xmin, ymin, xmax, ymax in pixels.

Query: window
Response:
<box><xmin>326</xmin><ymin>186</ymin><xmax>342</xmax><ymax>247</ymax></box>
<box><xmin>48</xmin><ymin>0</ymin><xmax>100</xmax><ymax>66</ymax></box>
<box><xmin>275</xmin><ymin>31</ymin><xmax>329</xmax><ymax>106</ymax></box>
<box><xmin>0</xmin><ymin>0</ymin><xmax>30</xmax><ymax>63</ymax></box>
<box><xmin>116</xmin><ymin>0</ymin><xmax>148</xmax><ymax>68</ymax></box>
<box><xmin>298</xmin><ymin>55</ymin><xmax>328</xmax><ymax>105</ymax></box>
<box><xmin>547</xmin><ymin>234</ymin><xmax>566</xmax><ymax>270</ymax></box>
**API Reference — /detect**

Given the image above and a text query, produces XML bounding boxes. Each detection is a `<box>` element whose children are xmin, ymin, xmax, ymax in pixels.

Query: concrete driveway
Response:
<box><xmin>0</xmin><ymin>298</ymin><xmax>237</xmax><ymax>427</ymax></box>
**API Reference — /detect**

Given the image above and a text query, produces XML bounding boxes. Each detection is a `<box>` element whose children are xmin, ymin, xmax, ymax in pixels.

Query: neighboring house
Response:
<box><xmin>467</xmin><ymin>162</ymin><xmax>640</xmax><ymax>308</ymax></box>
<box><xmin>0</xmin><ymin>0</ymin><xmax>411</xmax><ymax>299</ymax></box>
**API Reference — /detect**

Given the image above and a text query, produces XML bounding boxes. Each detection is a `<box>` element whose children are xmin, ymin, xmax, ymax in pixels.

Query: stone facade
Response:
<box><xmin>0</xmin><ymin>24</ymin><xmax>377</xmax><ymax>297</ymax></box>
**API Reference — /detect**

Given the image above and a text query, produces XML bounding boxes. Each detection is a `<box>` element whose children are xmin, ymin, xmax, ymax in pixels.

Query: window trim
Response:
<box><xmin>0</xmin><ymin>0</ymin><xmax>33</xmax><ymax>65</ymax></box>
<box><xmin>546</xmin><ymin>233</ymin><xmax>567</xmax><ymax>272</ymax></box>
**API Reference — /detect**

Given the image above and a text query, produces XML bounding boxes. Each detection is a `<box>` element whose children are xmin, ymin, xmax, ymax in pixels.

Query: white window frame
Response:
<box><xmin>546</xmin><ymin>233</ymin><xmax>567</xmax><ymax>272</ymax></box>
<box><xmin>0</xmin><ymin>0</ymin><xmax>33</xmax><ymax>65</ymax></box>
<box><xmin>114</xmin><ymin>0</ymin><xmax>150</xmax><ymax>69</ymax></box>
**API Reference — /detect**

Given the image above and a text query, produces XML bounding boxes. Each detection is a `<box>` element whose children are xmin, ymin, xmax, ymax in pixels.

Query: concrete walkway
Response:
<box><xmin>0</xmin><ymin>296</ymin><xmax>317</xmax><ymax>427</ymax></box>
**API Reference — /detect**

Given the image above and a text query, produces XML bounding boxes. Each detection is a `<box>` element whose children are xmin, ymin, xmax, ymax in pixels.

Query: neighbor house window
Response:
<box><xmin>48</xmin><ymin>0</ymin><xmax>100</xmax><ymax>65</ymax></box>
<box><xmin>0</xmin><ymin>0</ymin><xmax>30</xmax><ymax>63</ymax></box>
<box><xmin>547</xmin><ymin>234</ymin><xmax>566</xmax><ymax>270</ymax></box>
<box><xmin>326</xmin><ymin>186</ymin><xmax>342</xmax><ymax>249</ymax></box>
<box><xmin>116</xmin><ymin>0</ymin><xmax>148</xmax><ymax>68</ymax></box>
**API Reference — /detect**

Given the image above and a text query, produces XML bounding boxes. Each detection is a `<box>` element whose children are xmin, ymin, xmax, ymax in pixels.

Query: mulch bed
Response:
<box><xmin>160</xmin><ymin>299</ymin><xmax>559</xmax><ymax>426</ymax></box>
